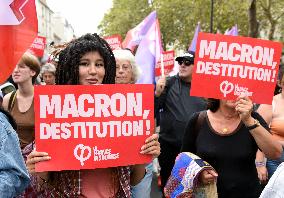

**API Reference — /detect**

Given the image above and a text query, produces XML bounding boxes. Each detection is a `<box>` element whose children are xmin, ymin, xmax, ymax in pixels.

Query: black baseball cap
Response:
<box><xmin>175</xmin><ymin>51</ymin><xmax>195</xmax><ymax>63</ymax></box>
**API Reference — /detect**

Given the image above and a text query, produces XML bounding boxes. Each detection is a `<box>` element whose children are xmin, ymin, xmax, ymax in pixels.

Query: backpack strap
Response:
<box><xmin>193</xmin><ymin>110</ymin><xmax>207</xmax><ymax>140</ymax></box>
<box><xmin>8</xmin><ymin>90</ymin><xmax>17</xmax><ymax>112</ymax></box>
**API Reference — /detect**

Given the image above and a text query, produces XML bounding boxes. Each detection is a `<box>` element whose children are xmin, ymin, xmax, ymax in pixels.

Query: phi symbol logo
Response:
<box><xmin>74</xmin><ymin>144</ymin><xmax>92</xmax><ymax>166</ymax></box>
<box><xmin>0</xmin><ymin>0</ymin><xmax>29</xmax><ymax>25</ymax></box>
<box><xmin>220</xmin><ymin>80</ymin><xmax>234</xmax><ymax>97</ymax></box>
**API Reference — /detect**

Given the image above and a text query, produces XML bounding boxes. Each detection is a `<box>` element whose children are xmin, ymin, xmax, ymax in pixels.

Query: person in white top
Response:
<box><xmin>259</xmin><ymin>162</ymin><xmax>284</xmax><ymax>198</ymax></box>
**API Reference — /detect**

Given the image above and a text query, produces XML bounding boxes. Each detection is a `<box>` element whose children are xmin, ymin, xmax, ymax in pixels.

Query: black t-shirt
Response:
<box><xmin>155</xmin><ymin>75</ymin><xmax>206</xmax><ymax>147</ymax></box>
<box><xmin>181</xmin><ymin>111</ymin><xmax>269</xmax><ymax>198</ymax></box>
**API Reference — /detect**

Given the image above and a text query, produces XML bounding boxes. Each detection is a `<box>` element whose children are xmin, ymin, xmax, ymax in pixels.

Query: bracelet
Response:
<box><xmin>255</xmin><ymin>161</ymin><xmax>265</xmax><ymax>167</ymax></box>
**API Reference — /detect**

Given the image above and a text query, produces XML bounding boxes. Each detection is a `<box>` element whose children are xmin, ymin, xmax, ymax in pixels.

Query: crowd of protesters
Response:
<box><xmin>0</xmin><ymin>31</ymin><xmax>283</xmax><ymax>198</ymax></box>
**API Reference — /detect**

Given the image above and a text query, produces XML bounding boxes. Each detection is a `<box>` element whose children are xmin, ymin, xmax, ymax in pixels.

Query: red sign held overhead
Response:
<box><xmin>0</xmin><ymin>0</ymin><xmax>38</xmax><ymax>84</ymax></box>
<box><xmin>28</xmin><ymin>36</ymin><xmax>46</xmax><ymax>57</ymax></box>
<box><xmin>34</xmin><ymin>84</ymin><xmax>154</xmax><ymax>172</ymax></box>
<box><xmin>155</xmin><ymin>50</ymin><xmax>175</xmax><ymax>77</ymax></box>
<box><xmin>104</xmin><ymin>34</ymin><xmax>122</xmax><ymax>50</ymax></box>
<box><xmin>190</xmin><ymin>33</ymin><xmax>283</xmax><ymax>104</ymax></box>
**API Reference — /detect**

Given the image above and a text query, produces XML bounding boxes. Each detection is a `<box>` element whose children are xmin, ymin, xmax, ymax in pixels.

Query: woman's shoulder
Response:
<box><xmin>2</xmin><ymin>91</ymin><xmax>13</xmax><ymax>110</ymax></box>
<box><xmin>273</xmin><ymin>93</ymin><xmax>281</xmax><ymax>99</ymax></box>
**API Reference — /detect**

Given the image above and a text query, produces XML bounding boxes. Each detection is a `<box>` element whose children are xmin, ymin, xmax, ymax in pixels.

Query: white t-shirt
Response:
<box><xmin>259</xmin><ymin>162</ymin><xmax>284</xmax><ymax>198</ymax></box>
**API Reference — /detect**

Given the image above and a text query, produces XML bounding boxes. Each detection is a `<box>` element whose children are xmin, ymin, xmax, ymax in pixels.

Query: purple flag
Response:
<box><xmin>188</xmin><ymin>22</ymin><xmax>201</xmax><ymax>52</ymax></box>
<box><xmin>225</xmin><ymin>25</ymin><xmax>238</xmax><ymax>36</ymax></box>
<box><xmin>122</xmin><ymin>11</ymin><xmax>157</xmax><ymax>51</ymax></box>
<box><xmin>135</xmin><ymin>19</ymin><xmax>163</xmax><ymax>84</ymax></box>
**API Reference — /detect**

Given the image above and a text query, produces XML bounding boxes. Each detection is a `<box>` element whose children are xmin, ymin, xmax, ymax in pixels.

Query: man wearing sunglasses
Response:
<box><xmin>155</xmin><ymin>51</ymin><xmax>206</xmax><ymax>196</ymax></box>
<box><xmin>175</xmin><ymin>52</ymin><xmax>195</xmax><ymax>82</ymax></box>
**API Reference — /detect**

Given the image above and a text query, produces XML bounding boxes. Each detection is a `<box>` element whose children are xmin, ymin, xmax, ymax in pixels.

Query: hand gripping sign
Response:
<box><xmin>34</xmin><ymin>84</ymin><xmax>154</xmax><ymax>172</ymax></box>
<box><xmin>0</xmin><ymin>0</ymin><xmax>38</xmax><ymax>84</ymax></box>
<box><xmin>190</xmin><ymin>33</ymin><xmax>283</xmax><ymax>104</ymax></box>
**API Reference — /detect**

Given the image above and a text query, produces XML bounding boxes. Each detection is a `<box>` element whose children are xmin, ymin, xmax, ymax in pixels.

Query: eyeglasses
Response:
<box><xmin>177</xmin><ymin>60</ymin><xmax>193</xmax><ymax>66</ymax></box>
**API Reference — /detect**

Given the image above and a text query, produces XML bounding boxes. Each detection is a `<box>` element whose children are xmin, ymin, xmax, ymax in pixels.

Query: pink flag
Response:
<box><xmin>122</xmin><ymin>11</ymin><xmax>156</xmax><ymax>51</ymax></box>
<box><xmin>188</xmin><ymin>22</ymin><xmax>201</xmax><ymax>52</ymax></box>
<box><xmin>135</xmin><ymin>19</ymin><xmax>163</xmax><ymax>84</ymax></box>
<box><xmin>225</xmin><ymin>25</ymin><xmax>238</xmax><ymax>36</ymax></box>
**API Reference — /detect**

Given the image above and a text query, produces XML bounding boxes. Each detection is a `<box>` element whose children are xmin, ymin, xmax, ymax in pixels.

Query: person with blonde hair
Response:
<box><xmin>113</xmin><ymin>49</ymin><xmax>141</xmax><ymax>84</ymax></box>
<box><xmin>40</xmin><ymin>62</ymin><xmax>56</xmax><ymax>85</ymax></box>
<box><xmin>113</xmin><ymin>49</ymin><xmax>159</xmax><ymax>198</ymax></box>
<box><xmin>2</xmin><ymin>52</ymin><xmax>40</xmax><ymax>149</ymax></box>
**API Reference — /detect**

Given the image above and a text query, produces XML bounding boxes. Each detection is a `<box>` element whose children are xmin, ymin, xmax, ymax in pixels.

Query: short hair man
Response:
<box><xmin>155</xmin><ymin>51</ymin><xmax>206</xmax><ymax>195</ymax></box>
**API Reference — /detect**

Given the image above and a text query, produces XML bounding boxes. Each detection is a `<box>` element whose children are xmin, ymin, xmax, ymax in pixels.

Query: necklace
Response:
<box><xmin>222</xmin><ymin>127</ymin><xmax>229</xmax><ymax>133</ymax></box>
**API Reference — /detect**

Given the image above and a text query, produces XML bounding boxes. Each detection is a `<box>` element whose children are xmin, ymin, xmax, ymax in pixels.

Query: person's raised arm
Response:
<box><xmin>236</xmin><ymin>96</ymin><xmax>282</xmax><ymax>159</ymax></box>
<box><xmin>155</xmin><ymin>76</ymin><xmax>166</xmax><ymax>97</ymax></box>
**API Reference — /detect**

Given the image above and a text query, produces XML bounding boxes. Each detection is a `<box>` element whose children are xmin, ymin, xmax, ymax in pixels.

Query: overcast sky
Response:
<box><xmin>46</xmin><ymin>0</ymin><xmax>113</xmax><ymax>36</ymax></box>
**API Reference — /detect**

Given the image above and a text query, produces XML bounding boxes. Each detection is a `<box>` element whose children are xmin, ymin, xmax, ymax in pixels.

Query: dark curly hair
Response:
<box><xmin>55</xmin><ymin>33</ymin><xmax>116</xmax><ymax>85</ymax></box>
<box><xmin>48</xmin><ymin>34</ymin><xmax>120</xmax><ymax>195</ymax></box>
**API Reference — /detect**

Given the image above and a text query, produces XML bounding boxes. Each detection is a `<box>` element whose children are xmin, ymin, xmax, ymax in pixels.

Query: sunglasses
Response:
<box><xmin>177</xmin><ymin>59</ymin><xmax>193</xmax><ymax>66</ymax></box>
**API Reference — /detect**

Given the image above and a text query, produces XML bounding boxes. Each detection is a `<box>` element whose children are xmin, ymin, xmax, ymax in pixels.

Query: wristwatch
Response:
<box><xmin>246</xmin><ymin>119</ymin><xmax>260</xmax><ymax>130</ymax></box>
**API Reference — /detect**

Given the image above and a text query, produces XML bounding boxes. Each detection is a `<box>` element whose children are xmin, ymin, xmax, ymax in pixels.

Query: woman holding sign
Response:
<box><xmin>181</xmin><ymin>96</ymin><xmax>282</xmax><ymax>198</ymax></box>
<box><xmin>25</xmin><ymin>34</ymin><xmax>160</xmax><ymax>197</ymax></box>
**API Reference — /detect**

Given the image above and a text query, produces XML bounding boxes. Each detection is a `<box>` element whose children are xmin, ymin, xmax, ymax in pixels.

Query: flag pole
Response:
<box><xmin>161</xmin><ymin>53</ymin><xmax>165</xmax><ymax>77</ymax></box>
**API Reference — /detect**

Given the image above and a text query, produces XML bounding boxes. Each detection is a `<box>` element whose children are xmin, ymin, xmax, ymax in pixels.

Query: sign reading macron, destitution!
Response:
<box><xmin>190</xmin><ymin>32</ymin><xmax>283</xmax><ymax>104</ymax></box>
<box><xmin>34</xmin><ymin>84</ymin><xmax>154</xmax><ymax>172</ymax></box>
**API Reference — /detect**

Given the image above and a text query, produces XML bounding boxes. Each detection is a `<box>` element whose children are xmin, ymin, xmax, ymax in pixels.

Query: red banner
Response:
<box><xmin>28</xmin><ymin>35</ymin><xmax>46</xmax><ymax>57</ymax></box>
<box><xmin>34</xmin><ymin>84</ymin><xmax>154</xmax><ymax>172</ymax></box>
<box><xmin>190</xmin><ymin>33</ymin><xmax>283</xmax><ymax>104</ymax></box>
<box><xmin>0</xmin><ymin>0</ymin><xmax>38</xmax><ymax>84</ymax></box>
<box><xmin>155</xmin><ymin>50</ymin><xmax>175</xmax><ymax>77</ymax></box>
<box><xmin>104</xmin><ymin>34</ymin><xmax>122</xmax><ymax>50</ymax></box>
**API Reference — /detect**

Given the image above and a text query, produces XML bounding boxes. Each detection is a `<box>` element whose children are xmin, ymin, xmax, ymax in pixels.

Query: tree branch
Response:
<box><xmin>275</xmin><ymin>11</ymin><xmax>284</xmax><ymax>21</ymax></box>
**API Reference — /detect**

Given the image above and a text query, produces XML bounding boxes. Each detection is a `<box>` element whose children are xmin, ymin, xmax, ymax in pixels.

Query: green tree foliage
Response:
<box><xmin>99</xmin><ymin>0</ymin><xmax>283</xmax><ymax>51</ymax></box>
<box><xmin>98</xmin><ymin>0</ymin><xmax>151</xmax><ymax>38</ymax></box>
<box><xmin>153</xmin><ymin>0</ymin><xmax>249</xmax><ymax>50</ymax></box>
<box><xmin>258</xmin><ymin>0</ymin><xmax>284</xmax><ymax>41</ymax></box>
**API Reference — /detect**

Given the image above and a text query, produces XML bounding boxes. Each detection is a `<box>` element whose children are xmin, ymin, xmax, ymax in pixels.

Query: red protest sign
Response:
<box><xmin>34</xmin><ymin>84</ymin><xmax>154</xmax><ymax>172</ymax></box>
<box><xmin>28</xmin><ymin>36</ymin><xmax>46</xmax><ymax>57</ymax></box>
<box><xmin>104</xmin><ymin>34</ymin><xmax>122</xmax><ymax>50</ymax></box>
<box><xmin>155</xmin><ymin>50</ymin><xmax>175</xmax><ymax>77</ymax></box>
<box><xmin>190</xmin><ymin>33</ymin><xmax>283</xmax><ymax>104</ymax></box>
<box><xmin>0</xmin><ymin>0</ymin><xmax>38</xmax><ymax>84</ymax></box>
